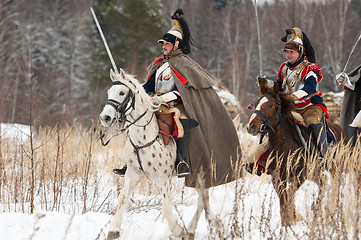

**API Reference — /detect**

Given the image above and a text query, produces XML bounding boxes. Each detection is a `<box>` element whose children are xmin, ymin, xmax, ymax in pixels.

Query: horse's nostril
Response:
<box><xmin>105</xmin><ymin>115</ymin><xmax>111</xmax><ymax>122</ymax></box>
<box><xmin>247</xmin><ymin>124</ymin><xmax>255</xmax><ymax>133</ymax></box>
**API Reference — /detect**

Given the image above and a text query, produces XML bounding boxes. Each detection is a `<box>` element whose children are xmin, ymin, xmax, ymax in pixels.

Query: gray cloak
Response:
<box><xmin>146</xmin><ymin>50</ymin><xmax>242</xmax><ymax>188</ymax></box>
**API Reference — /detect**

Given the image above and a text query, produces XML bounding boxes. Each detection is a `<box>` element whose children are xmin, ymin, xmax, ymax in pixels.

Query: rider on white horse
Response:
<box><xmin>114</xmin><ymin>10</ymin><xmax>241</xmax><ymax>189</ymax></box>
<box><xmin>114</xmin><ymin>9</ymin><xmax>196</xmax><ymax>177</ymax></box>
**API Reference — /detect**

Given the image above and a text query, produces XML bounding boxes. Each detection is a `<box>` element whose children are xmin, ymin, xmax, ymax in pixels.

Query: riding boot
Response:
<box><xmin>308</xmin><ymin>123</ymin><xmax>328</xmax><ymax>158</ymax></box>
<box><xmin>113</xmin><ymin>164</ymin><xmax>127</xmax><ymax>177</ymax></box>
<box><xmin>176</xmin><ymin>118</ymin><xmax>198</xmax><ymax>178</ymax></box>
<box><xmin>348</xmin><ymin>126</ymin><xmax>359</xmax><ymax>147</ymax></box>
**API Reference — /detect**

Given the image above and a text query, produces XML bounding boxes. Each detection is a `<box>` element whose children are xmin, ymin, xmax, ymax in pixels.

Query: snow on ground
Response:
<box><xmin>0</xmin><ymin>173</ymin><xmax>322</xmax><ymax>240</ymax></box>
<box><xmin>0</xmin><ymin>123</ymin><xmax>31</xmax><ymax>144</ymax></box>
<box><xmin>323</xmin><ymin>91</ymin><xmax>344</xmax><ymax>106</ymax></box>
<box><xmin>0</xmin><ymin>123</ymin><xmax>356</xmax><ymax>240</ymax></box>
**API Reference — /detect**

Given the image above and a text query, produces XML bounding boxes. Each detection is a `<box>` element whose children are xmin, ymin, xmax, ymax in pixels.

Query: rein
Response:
<box><xmin>254</xmin><ymin>94</ymin><xmax>283</xmax><ymax>144</ymax></box>
<box><xmin>99</xmin><ymin>110</ymin><xmax>151</xmax><ymax>146</ymax></box>
<box><xmin>100</xmin><ymin>80</ymin><xmax>162</xmax><ymax>178</ymax></box>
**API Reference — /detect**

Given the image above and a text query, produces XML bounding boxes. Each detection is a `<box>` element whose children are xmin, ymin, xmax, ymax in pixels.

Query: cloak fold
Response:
<box><xmin>146</xmin><ymin>50</ymin><xmax>242</xmax><ymax>188</ymax></box>
<box><xmin>340</xmin><ymin>64</ymin><xmax>361</xmax><ymax>138</ymax></box>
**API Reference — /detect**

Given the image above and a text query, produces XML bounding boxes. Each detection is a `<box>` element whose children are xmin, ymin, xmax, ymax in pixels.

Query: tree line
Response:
<box><xmin>0</xmin><ymin>0</ymin><xmax>360</xmax><ymax>127</ymax></box>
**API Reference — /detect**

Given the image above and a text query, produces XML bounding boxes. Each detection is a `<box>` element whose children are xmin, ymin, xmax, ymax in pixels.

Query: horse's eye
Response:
<box><xmin>268</xmin><ymin>104</ymin><xmax>273</xmax><ymax>108</ymax></box>
<box><xmin>119</xmin><ymin>91</ymin><xmax>125</xmax><ymax>96</ymax></box>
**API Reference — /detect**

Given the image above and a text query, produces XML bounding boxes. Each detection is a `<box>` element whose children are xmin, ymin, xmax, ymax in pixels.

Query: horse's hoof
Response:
<box><xmin>107</xmin><ymin>231</ymin><xmax>120</xmax><ymax>240</ymax></box>
<box><xmin>183</xmin><ymin>232</ymin><xmax>195</xmax><ymax>240</ymax></box>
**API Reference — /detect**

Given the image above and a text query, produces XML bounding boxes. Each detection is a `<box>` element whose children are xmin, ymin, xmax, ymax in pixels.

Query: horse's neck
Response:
<box><xmin>269</xmin><ymin>117</ymin><xmax>298</xmax><ymax>151</ymax></box>
<box><xmin>127</xmin><ymin>98</ymin><xmax>159</xmax><ymax>143</ymax></box>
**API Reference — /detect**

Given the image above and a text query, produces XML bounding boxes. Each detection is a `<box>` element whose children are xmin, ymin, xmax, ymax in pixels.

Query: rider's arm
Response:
<box><xmin>143</xmin><ymin>74</ymin><xmax>181</xmax><ymax>104</ymax></box>
<box><xmin>275</xmin><ymin>79</ymin><xmax>283</xmax><ymax>92</ymax></box>
<box><xmin>143</xmin><ymin>74</ymin><xmax>155</xmax><ymax>93</ymax></box>
<box><xmin>159</xmin><ymin>90</ymin><xmax>181</xmax><ymax>103</ymax></box>
<box><xmin>293</xmin><ymin>71</ymin><xmax>318</xmax><ymax>100</ymax></box>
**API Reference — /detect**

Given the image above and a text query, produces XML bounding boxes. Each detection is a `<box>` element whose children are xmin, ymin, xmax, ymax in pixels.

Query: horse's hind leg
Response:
<box><xmin>188</xmin><ymin>188</ymin><xmax>220</xmax><ymax>235</ymax></box>
<box><xmin>107</xmin><ymin>172</ymin><xmax>141</xmax><ymax>240</ymax></box>
<box><xmin>160</xmin><ymin>181</ymin><xmax>185</xmax><ymax>238</ymax></box>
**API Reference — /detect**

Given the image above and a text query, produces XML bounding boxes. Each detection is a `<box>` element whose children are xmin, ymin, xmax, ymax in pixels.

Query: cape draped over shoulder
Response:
<box><xmin>146</xmin><ymin>50</ymin><xmax>242</xmax><ymax>188</ymax></box>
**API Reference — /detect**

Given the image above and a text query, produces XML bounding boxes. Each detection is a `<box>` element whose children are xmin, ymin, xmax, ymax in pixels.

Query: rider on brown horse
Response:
<box><xmin>256</xmin><ymin>27</ymin><xmax>329</xmax><ymax>159</ymax></box>
<box><xmin>277</xmin><ymin>27</ymin><xmax>329</xmax><ymax>157</ymax></box>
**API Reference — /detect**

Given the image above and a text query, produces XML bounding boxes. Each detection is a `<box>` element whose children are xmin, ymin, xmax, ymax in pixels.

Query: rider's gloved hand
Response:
<box><xmin>151</xmin><ymin>92</ymin><xmax>178</xmax><ymax>108</ymax></box>
<box><xmin>335</xmin><ymin>72</ymin><xmax>355</xmax><ymax>90</ymax></box>
<box><xmin>335</xmin><ymin>72</ymin><xmax>348</xmax><ymax>85</ymax></box>
<box><xmin>151</xmin><ymin>95</ymin><xmax>164</xmax><ymax>104</ymax></box>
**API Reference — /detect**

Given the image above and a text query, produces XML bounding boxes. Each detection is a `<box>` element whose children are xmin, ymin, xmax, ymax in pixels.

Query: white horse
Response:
<box><xmin>99</xmin><ymin>69</ymin><xmax>217</xmax><ymax>239</ymax></box>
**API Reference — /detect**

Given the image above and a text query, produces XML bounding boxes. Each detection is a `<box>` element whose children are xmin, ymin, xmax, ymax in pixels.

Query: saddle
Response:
<box><xmin>291</xmin><ymin>111</ymin><xmax>336</xmax><ymax>148</ymax></box>
<box><xmin>156</xmin><ymin>106</ymin><xmax>185</xmax><ymax>145</ymax></box>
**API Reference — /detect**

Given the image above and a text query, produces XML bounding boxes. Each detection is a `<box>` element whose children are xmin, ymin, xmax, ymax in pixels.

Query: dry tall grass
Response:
<box><xmin>0</xmin><ymin>124</ymin><xmax>360</xmax><ymax>239</ymax></box>
<box><xmin>0</xmin><ymin>124</ymin><xmax>126</xmax><ymax>214</ymax></box>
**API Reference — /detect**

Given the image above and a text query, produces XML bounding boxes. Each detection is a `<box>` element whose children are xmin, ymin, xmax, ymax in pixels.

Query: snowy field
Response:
<box><xmin>0</xmin><ymin>173</ymin><xmax>318</xmax><ymax>239</ymax></box>
<box><xmin>0</xmin><ymin>123</ymin><xmax>358</xmax><ymax>240</ymax></box>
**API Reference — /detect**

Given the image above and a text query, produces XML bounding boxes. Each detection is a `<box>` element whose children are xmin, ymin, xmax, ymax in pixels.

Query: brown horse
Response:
<box><xmin>246</xmin><ymin>77</ymin><xmax>345</xmax><ymax>226</ymax></box>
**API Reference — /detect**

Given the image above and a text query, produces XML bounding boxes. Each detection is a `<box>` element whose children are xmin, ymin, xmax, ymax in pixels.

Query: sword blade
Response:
<box><xmin>253</xmin><ymin>0</ymin><xmax>263</xmax><ymax>77</ymax></box>
<box><xmin>343</xmin><ymin>32</ymin><xmax>361</xmax><ymax>73</ymax></box>
<box><xmin>91</xmin><ymin>7</ymin><xmax>119</xmax><ymax>75</ymax></box>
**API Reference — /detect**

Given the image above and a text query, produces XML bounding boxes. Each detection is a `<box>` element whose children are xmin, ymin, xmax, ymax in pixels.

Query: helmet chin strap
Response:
<box><xmin>174</xmin><ymin>38</ymin><xmax>180</xmax><ymax>50</ymax></box>
<box><xmin>296</xmin><ymin>45</ymin><xmax>304</xmax><ymax>62</ymax></box>
<box><xmin>164</xmin><ymin>38</ymin><xmax>180</xmax><ymax>59</ymax></box>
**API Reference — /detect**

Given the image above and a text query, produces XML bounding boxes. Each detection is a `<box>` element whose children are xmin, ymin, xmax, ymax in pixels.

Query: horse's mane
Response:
<box><xmin>110</xmin><ymin>70</ymin><xmax>160</xmax><ymax>112</ymax></box>
<box><xmin>279</xmin><ymin>92</ymin><xmax>296</xmax><ymax>121</ymax></box>
<box><xmin>265</xmin><ymin>88</ymin><xmax>295</xmax><ymax>122</ymax></box>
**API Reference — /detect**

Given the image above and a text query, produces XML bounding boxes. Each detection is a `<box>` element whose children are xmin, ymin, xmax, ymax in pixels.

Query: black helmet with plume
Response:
<box><xmin>158</xmin><ymin>9</ymin><xmax>192</xmax><ymax>54</ymax></box>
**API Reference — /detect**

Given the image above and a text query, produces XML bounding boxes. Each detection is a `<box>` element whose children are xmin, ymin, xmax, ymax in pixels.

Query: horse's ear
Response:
<box><xmin>110</xmin><ymin>69</ymin><xmax>116</xmax><ymax>82</ymax></box>
<box><xmin>119</xmin><ymin>68</ymin><xmax>126</xmax><ymax>79</ymax></box>
<box><xmin>258</xmin><ymin>76</ymin><xmax>268</xmax><ymax>94</ymax></box>
<box><xmin>259</xmin><ymin>84</ymin><xmax>267</xmax><ymax>95</ymax></box>
<box><xmin>273</xmin><ymin>82</ymin><xmax>280</xmax><ymax>95</ymax></box>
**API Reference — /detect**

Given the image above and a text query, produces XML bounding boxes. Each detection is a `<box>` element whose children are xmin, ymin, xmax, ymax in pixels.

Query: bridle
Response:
<box><xmin>105</xmin><ymin>81</ymin><xmax>136</xmax><ymax>121</ymax></box>
<box><xmin>100</xmin><ymin>81</ymin><xmax>152</xmax><ymax>146</ymax></box>
<box><xmin>254</xmin><ymin>93</ymin><xmax>283</xmax><ymax>144</ymax></box>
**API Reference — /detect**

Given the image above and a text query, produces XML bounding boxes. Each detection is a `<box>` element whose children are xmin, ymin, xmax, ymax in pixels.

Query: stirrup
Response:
<box><xmin>176</xmin><ymin>161</ymin><xmax>190</xmax><ymax>178</ymax></box>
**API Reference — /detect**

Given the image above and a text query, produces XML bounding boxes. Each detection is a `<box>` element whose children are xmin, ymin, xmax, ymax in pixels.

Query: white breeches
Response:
<box><xmin>350</xmin><ymin>110</ymin><xmax>361</xmax><ymax>128</ymax></box>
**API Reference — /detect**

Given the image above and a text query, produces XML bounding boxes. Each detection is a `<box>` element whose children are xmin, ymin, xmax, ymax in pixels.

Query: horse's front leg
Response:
<box><xmin>107</xmin><ymin>170</ymin><xmax>141</xmax><ymax>240</ymax></box>
<box><xmin>160</xmin><ymin>181</ymin><xmax>185</xmax><ymax>238</ymax></box>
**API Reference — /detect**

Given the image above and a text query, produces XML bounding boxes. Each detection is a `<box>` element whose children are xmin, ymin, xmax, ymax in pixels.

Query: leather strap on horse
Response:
<box><xmin>255</xmin><ymin>94</ymin><xmax>283</xmax><ymax>144</ymax></box>
<box><xmin>130</xmin><ymin>135</ymin><xmax>159</xmax><ymax>174</ymax></box>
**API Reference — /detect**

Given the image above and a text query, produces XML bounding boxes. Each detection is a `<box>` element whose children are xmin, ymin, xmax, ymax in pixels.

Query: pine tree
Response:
<box><xmin>92</xmin><ymin>0</ymin><xmax>165</xmax><ymax>87</ymax></box>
